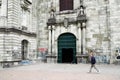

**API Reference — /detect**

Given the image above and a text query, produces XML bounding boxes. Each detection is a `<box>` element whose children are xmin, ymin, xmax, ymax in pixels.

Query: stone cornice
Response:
<box><xmin>56</xmin><ymin>10</ymin><xmax>76</xmax><ymax>15</ymax></box>
<box><xmin>47</xmin><ymin>18</ymin><xmax>77</xmax><ymax>26</ymax></box>
<box><xmin>0</xmin><ymin>27</ymin><xmax>36</xmax><ymax>37</ymax></box>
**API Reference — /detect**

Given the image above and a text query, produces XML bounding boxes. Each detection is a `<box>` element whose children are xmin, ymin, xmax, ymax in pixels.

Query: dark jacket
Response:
<box><xmin>91</xmin><ymin>56</ymin><xmax>96</xmax><ymax>64</ymax></box>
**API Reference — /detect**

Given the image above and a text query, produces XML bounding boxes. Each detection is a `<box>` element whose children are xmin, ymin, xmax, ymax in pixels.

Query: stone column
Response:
<box><xmin>48</xmin><ymin>26</ymin><xmax>52</xmax><ymax>55</ymax></box>
<box><xmin>52</xmin><ymin>26</ymin><xmax>55</xmax><ymax>55</ymax></box>
<box><xmin>81</xmin><ymin>27</ymin><xmax>83</xmax><ymax>54</ymax></box>
<box><xmin>82</xmin><ymin>23</ymin><xmax>86</xmax><ymax>54</ymax></box>
<box><xmin>77</xmin><ymin>23</ymin><xmax>81</xmax><ymax>54</ymax></box>
<box><xmin>0</xmin><ymin>0</ymin><xmax>8</xmax><ymax>26</ymax></box>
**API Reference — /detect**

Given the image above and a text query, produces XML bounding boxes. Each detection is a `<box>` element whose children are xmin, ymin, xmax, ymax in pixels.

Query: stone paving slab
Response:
<box><xmin>0</xmin><ymin>63</ymin><xmax>120</xmax><ymax>80</ymax></box>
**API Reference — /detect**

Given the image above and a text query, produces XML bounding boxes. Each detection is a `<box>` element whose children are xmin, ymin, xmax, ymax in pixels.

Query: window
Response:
<box><xmin>21</xmin><ymin>9</ymin><xmax>27</xmax><ymax>27</ymax></box>
<box><xmin>59</xmin><ymin>0</ymin><xmax>73</xmax><ymax>11</ymax></box>
<box><xmin>20</xmin><ymin>0</ymin><xmax>31</xmax><ymax>29</ymax></box>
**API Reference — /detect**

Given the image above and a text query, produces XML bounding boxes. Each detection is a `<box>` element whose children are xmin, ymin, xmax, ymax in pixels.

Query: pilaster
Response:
<box><xmin>52</xmin><ymin>26</ymin><xmax>55</xmax><ymax>55</ymax></box>
<box><xmin>48</xmin><ymin>26</ymin><xmax>52</xmax><ymax>55</ymax></box>
<box><xmin>82</xmin><ymin>27</ymin><xmax>86</xmax><ymax>54</ymax></box>
<box><xmin>77</xmin><ymin>23</ymin><xmax>81</xmax><ymax>55</ymax></box>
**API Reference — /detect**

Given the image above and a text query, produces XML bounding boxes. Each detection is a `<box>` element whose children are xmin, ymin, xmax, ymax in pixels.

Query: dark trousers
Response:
<box><xmin>89</xmin><ymin>64</ymin><xmax>99</xmax><ymax>72</ymax></box>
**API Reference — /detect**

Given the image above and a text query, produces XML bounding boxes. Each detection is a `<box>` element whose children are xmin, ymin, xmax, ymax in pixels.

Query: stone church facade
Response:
<box><xmin>0</xmin><ymin>0</ymin><xmax>37</xmax><ymax>62</ymax></box>
<box><xmin>0</xmin><ymin>0</ymin><xmax>120</xmax><ymax>64</ymax></box>
<box><xmin>35</xmin><ymin>0</ymin><xmax>120</xmax><ymax>64</ymax></box>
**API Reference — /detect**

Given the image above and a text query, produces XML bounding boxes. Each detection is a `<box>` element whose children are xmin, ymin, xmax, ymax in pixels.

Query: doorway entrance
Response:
<box><xmin>21</xmin><ymin>40</ymin><xmax>28</xmax><ymax>60</ymax></box>
<box><xmin>58</xmin><ymin>33</ymin><xmax>76</xmax><ymax>63</ymax></box>
<box><xmin>62</xmin><ymin>48</ymin><xmax>73</xmax><ymax>63</ymax></box>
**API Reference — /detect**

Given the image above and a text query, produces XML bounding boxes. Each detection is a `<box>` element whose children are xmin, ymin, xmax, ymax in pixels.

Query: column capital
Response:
<box><xmin>52</xmin><ymin>25</ymin><xmax>55</xmax><ymax>30</ymax></box>
<box><xmin>48</xmin><ymin>26</ymin><xmax>52</xmax><ymax>30</ymax></box>
<box><xmin>77</xmin><ymin>23</ymin><xmax>81</xmax><ymax>28</ymax></box>
<box><xmin>48</xmin><ymin>25</ymin><xmax>56</xmax><ymax>30</ymax></box>
<box><xmin>82</xmin><ymin>22</ymin><xmax>86</xmax><ymax>28</ymax></box>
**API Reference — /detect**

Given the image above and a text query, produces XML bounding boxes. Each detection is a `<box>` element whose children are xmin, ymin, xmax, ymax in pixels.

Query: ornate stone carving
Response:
<box><xmin>47</xmin><ymin>2</ymin><xmax>56</xmax><ymax>26</ymax></box>
<box><xmin>49</xmin><ymin>2</ymin><xmax>56</xmax><ymax>19</ymax></box>
<box><xmin>20</xmin><ymin>0</ymin><xmax>32</xmax><ymax>10</ymax></box>
<box><xmin>64</xmin><ymin>18</ymin><xmax>68</xmax><ymax>28</ymax></box>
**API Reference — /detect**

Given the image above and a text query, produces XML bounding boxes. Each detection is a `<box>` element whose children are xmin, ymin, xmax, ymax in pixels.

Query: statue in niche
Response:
<box><xmin>79</xmin><ymin>0</ymin><xmax>85</xmax><ymax>15</ymax></box>
<box><xmin>80</xmin><ymin>5</ymin><xmax>84</xmax><ymax>15</ymax></box>
<box><xmin>49</xmin><ymin>2</ymin><xmax>56</xmax><ymax>19</ymax></box>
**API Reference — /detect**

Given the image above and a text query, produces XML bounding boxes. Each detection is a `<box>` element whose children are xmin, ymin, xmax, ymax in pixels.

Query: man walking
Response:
<box><xmin>89</xmin><ymin>51</ymin><xmax>99</xmax><ymax>73</ymax></box>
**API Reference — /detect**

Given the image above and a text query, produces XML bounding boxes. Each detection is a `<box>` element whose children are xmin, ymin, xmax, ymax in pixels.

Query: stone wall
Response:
<box><xmin>36</xmin><ymin>0</ymin><xmax>120</xmax><ymax>63</ymax></box>
<box><xmin>0</xmin><ymin>0</ymin><xmax>37</xmax><ymax>62</ymax></box>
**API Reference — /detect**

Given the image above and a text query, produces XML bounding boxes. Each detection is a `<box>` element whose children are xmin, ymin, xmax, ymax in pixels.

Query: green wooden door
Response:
<box><xmin>57</xmin><ymin>33</ymin><xmax>76</xmax><ymax>63</ymax></box>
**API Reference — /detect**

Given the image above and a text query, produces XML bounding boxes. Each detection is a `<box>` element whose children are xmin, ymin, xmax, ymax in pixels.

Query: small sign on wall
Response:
<box><xmin>38</xmin><ymin>48</ymin><xmax>48</xmax><ymax>53</ymax></box>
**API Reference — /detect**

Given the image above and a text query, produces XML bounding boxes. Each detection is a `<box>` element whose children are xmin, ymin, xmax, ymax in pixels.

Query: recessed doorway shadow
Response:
<box><xmin>62</xmin><ymin>48</ymin><xmax>73</xmax><ymax>63</ymax></box>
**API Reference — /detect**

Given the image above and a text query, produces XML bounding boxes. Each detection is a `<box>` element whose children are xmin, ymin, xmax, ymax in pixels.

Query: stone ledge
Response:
<box><xmin>0</xmin><ymin>27</ymin><xmax>36</xmax><ymax>37</ymax></box>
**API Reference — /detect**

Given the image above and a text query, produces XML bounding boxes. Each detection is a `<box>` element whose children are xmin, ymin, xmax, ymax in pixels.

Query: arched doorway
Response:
<box><xmin>57</xmin><ymin>33</ymin><xmax>77</xmax><ymax>63</ymax></box>
<box><xmin>21</xmin><ymin>40</ymin><xmax>28</xmax><ymax>60</ymax></box>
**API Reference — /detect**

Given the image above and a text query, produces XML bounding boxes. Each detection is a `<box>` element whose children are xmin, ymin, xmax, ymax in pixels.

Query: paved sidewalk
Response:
<box><xmin>0</xmin><ymin>63</ymin><xmax>120</xmax><ymax>80</ymax></box>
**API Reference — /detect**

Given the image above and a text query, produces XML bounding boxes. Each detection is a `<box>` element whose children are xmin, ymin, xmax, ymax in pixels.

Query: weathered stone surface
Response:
<box><xmin>1</xmin><ymin>0</ymin><xmax>120</xmax><ymax>63</ymax></box>
<box><xmin>0</xmin><ymin>0</ymin><xmax>37</xmax><ymax>62</ymax></box>
<box><xmin>34</xmin><ymin>0</ymin><xmax>120</xmax><ymax>63</ymax></box>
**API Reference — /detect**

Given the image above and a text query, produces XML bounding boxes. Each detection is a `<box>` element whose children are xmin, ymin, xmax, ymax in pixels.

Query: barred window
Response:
<box><xmin>59</xmin><ymin>0</ymin><xmax>73</xmax><ymax>11</ymax></box>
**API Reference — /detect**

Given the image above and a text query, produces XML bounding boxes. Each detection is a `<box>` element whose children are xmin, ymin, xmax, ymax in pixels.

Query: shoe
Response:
<box><xmin>88</xmin><ymin>71</ymin><xmax>91</xmax><ymax>73</ymax></box>
<box><xmin>97</xmin><ymin>71</ymin><xmax>100</xmax><ymax>73</ymax></box>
